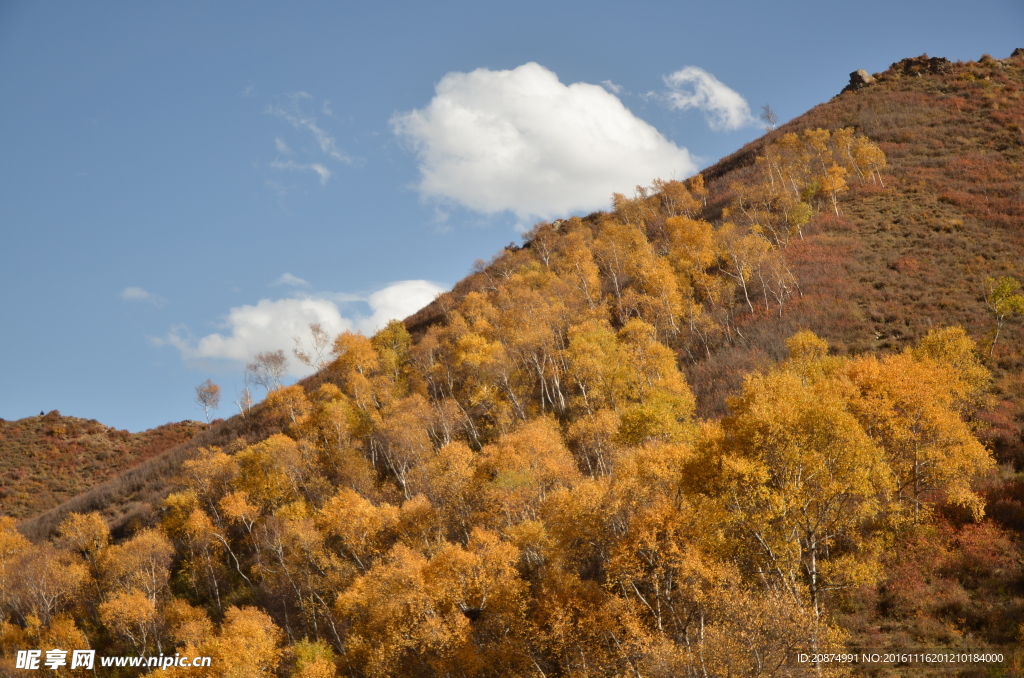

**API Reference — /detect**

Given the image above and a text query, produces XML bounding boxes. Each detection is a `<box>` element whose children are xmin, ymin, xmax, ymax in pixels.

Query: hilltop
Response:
<box><xmin>4</xmin><ymin>50</ymin><xmax>1024</xmax><ymax>677</ymax></box>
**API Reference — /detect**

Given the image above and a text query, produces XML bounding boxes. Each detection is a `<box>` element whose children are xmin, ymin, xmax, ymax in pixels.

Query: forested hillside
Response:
<box><xmin>3</xmin><ymin>51</ymin><xmax>1024</xmax><ymax>677</ymax></box>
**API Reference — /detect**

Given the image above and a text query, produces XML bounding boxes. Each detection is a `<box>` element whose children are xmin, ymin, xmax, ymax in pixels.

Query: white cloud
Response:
<box><xmin>359</xmin><ymin>280</ymin><xmax>448</xmax><ymax>334</ymax></box>
<box><xmin>270</xmin><ymin>159</ymin><xmax>332</xmax><ymax>185</ymax></box>
<box><xmin>663</xmin><ymin>66</ymin><xmax>754</xmax><ymax>131</ymax></box>
<box><xmin>391</xmin><ymin>62</ymin><xmax>696</xmax><ymax>221</ymax></box>
<box><xmin>169</xmin><ymin>297</ymin><xmax>349</xmax><ymax>375</ymax></box>
<box><xmin>164</xmin><ymin>280</ymin><xmax>447</xmax><ymax>376</ymax></box>
<box><xmin>267</xmin><ymin>94</ymin><xmax>354</xmax><ymax>165</ymax></box>
<box><xmin>600</xmin><ymin>80</ymin><xmax>623</xmax><ymax>94</ymax></box>
<box><xmin>120</xmin><ymin>286</ymin><xmax>165</xmax><ymax>306</ymax></box>
<box><xmin>272</xmin><ymin>273</ymin><xmax>310</xmax><ymax>287</ymax></box>
<box><xmin>265</xmin><ymin>94</ymin><xmax>359</xmax><ymax>191</ymax></box>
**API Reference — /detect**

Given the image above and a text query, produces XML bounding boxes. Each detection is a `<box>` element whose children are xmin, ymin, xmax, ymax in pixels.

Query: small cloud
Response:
<box><xmin>270</xmin><ymin>159</ymin><xmax>332</xmax><ymax>185</ymax></box>
<box><xmin>120</xmin><ymin>286</ymin><xmax>166</xmax><ymax>307</ymax></box>
<box><xmin>391</xmin><ymin>62</ymin><xmax>695</xmax><ymax>221</ymax></box>
<box><xmin>601</xmin><ymin>80</ymin><xmax>623</xmax><ymax>94</ymax></box>
<box><xmin>242</xmin><ymin>84</ymin><xmax>255</xmax><ymax>97</ymax></box>
<box><xmin>275</xmin><ymin>137</ymin><xmax>292</xmax><ymax>154</ymax></box>
<box><xmin>162</xmin><ymin>281</ymin><xmax>448</xmax><ymax>377</ymax></box>
<box><xmin>272</xmin><ymin>273</ymin><xmax>310</xmax><ymax>288</ymax></box>
<box><xmin>266</xmin><ymin>95</ymin><xmax>355</xmax><ymax>165</ymax></box>
<box><xmin>309</xmin><ymin>164</ymin><xmax>331</xmax><ymax>184</ymax></box>
<box><xmin>663</xmin><ymin>66</ymin><xmax>755</xmax><ymax>131</ymax></box>
<box><xmin>322</xmin><ymin>100</ymin><xmax>334</xmax><ymax>116</ymax></box>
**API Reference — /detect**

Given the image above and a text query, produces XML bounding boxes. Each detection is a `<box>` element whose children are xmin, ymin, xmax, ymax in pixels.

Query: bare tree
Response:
<box><xmin>246</xmin><ymin>350</ymin><xmax>288</xmax><ymax>394</ymax></box>
<box><xmin>293</xmin><ymin>322</ymin><xmax>331</xmax><ymax>371</ymax></box>
<box><xmin>233</xmin><ymin>382</ymin><xmax>253</xmax><ymax>418</ymax></box>
<box><xmin>760</xmin><ymin>103</ymin><xmax>778</xmax><ymax>131</ymax></box>
<box><xmin>194</xmin><ymin>379</ymin><xmax>221</xmax><ymax>423</ymax></box>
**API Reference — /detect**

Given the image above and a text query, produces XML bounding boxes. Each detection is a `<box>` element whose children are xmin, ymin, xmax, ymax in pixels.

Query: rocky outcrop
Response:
<box><xmin>842</xmin><ymin>69</ymin><xmax>877</xmax><ymax>93</ymax></box>
<box><xmin>889</xmin><ymin>54</ymin><xmax>952</xmax><ymax>76</ymax></box>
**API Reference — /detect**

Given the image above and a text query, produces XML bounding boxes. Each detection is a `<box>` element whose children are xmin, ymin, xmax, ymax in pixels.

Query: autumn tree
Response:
<box><xmin>717</xmin><ymin>344</ymin><xmax>893</xmax><ymax>621</ymax></box>
<box><xmin>165</xmin><ymin>606</ymin><xmax>284</xmax><ymax>678</ymax></box>
<box><xmin>6</xmin><ymin>543</ymin><xmax>88</xmax><ymax>626</ymax></box>
<box><xmin>56</xmin><ymin>512</ymin><xmax>109</xmax><ymax>569</ymax></box>
<box><xmin>97</xmin><ymin>526</ymin><xmax>175</xmax><ymax>653</ymax></box>
<box><xmin>845</xmin><ymin>328</ymin><xmax>995</xmax><ymax>522</ymax></box>
<box><xmin>335</xmin><ymin>532</ymin><xmax>530</xmax><ymax>678</ymax></box>
<box><xmin>407</xmin><ymin>441</ymin><xmax>478</xmax><ymax>542</ymax></box>
<box><xmin>821</xmin><ymin>164</ymin><xmax>849</xmax><ymax>216</ymax></box>
<box><xmin>983</xmin><ymin>275</ymin><xmax>1024</xmax><ymax>356</ymax></box>
<box><xmin>161</xmin><ymin>499</ymin><xmax>230</xmax><ymax>614</ymax></box>
<box><xmin>372</xmin><ymin>320</ymin><xmax>413</xmax><ymax>393</ymax></box>
<box><xmin>911</xmin><ymin>325</ymin><xmax>991</xmax><ymax>413</ymax></box>
<box><xmin>231</xmin><ymin>434</ymin><xmax>305</xmax><ymax>513</ymax></box>
<box><xmin>0</xmin><ymin>518</ymin><xmax>34</xmax><ymax>625</ymax></box>
<box><xmin>265</xmin><ymin>384</ymin><xmax>312</xmax><ymax>430</ymax></box>
<box><xmin>291</xmin><ymin>639</ymin><xmax>339</xmax><ymax>678</ymax></box>
<box><xmin>99</xmin><ymin>589</ymin><xmax>157</xmax><ymax>653</ymax></box>
<box><xmin>194</xmin><ymin>378</ymin><xmax>221</xmax><ymax>423</ymax></box>
<box><xmin>718</xmin><ymin>223</ymin><xmax>772</xmax><ymax>315</ymax></box>
<box><xmin>478</xmin><ymin>417</ymin><xmax>580</xmax><ymax>529</ymax></box>
<box><xmin>852</xmin><ymin>134</ymin><xmax>887</xmax><ymax>185</ymax></box>
<box><xmin>651</xmin><ymin>178</ymin><xmax>703</xmax><ymax>218</ymax></box>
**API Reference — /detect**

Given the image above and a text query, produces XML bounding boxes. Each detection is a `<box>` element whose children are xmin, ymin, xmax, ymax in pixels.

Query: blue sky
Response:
<box><xmin>1</xmin><ymin>0</ymin><xmax>1021</xmax><ymax>431</ymax></box>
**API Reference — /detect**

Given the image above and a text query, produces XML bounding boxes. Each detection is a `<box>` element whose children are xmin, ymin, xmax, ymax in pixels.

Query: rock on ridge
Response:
<box><xmin>842</xmin><ymin>69</ymin><xmax>877</xmax><ymax>94</ymax></box>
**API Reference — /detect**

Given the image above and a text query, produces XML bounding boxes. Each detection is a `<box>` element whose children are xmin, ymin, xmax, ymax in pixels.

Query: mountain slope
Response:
<box><xmin>408</xmin><ymin>49</ymin><xmax>1024</xmax><ymax>451</ymax></box>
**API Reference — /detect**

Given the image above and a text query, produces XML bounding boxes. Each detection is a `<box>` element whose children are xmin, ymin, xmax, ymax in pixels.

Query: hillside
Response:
<box><xmin>3</xmin><ymin>50</ymin><xmax>1024</xmax><ymax>677</ymax></box>
<box><xmin>0</xmin><ymin>412</ymin><xmax>205</xmax><ymax>519</ymax></box>
<box><xmin>700</xmin><ymin>51</ymin><xmax>1024</xmax><ymax>439</ymax></box>
<box><xmin>409</xmin><ymin>50</ymin><xmax>1024</xmax><ymax>455</ymax></box>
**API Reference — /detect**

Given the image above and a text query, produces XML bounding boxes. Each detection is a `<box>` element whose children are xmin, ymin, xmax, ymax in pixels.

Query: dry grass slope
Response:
<box><xmin>14</xmin><ymin>402</ymin><xmax>291</xmax><ymax>542</ymax></box>
<box><xmin>0</xmin><ymin>412</ymin><xmax>205</xmax><ymax>520</ymax></box>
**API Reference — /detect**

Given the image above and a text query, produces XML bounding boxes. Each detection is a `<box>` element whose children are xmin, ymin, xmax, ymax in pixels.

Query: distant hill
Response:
<box><xmin>13</xmin><ymin>404</ymin><xmax>289</xmax><ymax>541</ymax></box>
<box><xmin>0</xmin><ymin>411</ymin><xmax>205</xmax><ymax>519</ymax></box>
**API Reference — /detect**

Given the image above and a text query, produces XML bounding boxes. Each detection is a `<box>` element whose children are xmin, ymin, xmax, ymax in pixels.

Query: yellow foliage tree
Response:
<box><xmin>99</xmin><ymin>588</ymin><xmax>157</xmax><ymax>653</ymax></box>
<box><xmin>718</xmin><ymin>364</ymin><xmax>892</xmax><ymax>620</ymax></box>
<box><xmin>845</xmin><ymin>350</ymin><xmax>994</xmax><ymax>521</ymax></box>
<box><xmin>166</xmin><ymin>606</ymin><xmax>284</xmax><ymax>678</ymax></box>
